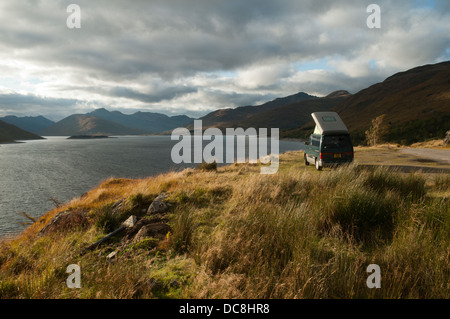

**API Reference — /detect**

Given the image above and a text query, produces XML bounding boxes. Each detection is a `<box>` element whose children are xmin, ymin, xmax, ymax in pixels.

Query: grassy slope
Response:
<box><xmin>0</xmin><ymin>151</ymin><xmax>449</xmax><ymax>299</ymax></box>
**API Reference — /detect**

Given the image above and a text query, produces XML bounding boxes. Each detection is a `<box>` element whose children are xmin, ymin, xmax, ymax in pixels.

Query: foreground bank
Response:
<box><xmin>0</xmin><ymin>151</ymin><xmax>449</xmax><ymax>298</ymax></box>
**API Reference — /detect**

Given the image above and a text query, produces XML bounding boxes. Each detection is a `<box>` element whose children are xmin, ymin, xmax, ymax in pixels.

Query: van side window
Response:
<box><xmin>312</xmin><ymin>136</ymin><xmax>320</xmax><ymax>147</ymax></box>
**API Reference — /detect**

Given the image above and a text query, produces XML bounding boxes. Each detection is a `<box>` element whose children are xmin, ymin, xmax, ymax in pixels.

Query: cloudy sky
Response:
<box><xmin>0</xmin><ymin>0</ymin><xmax>449</xmax><ymax>120</ymax></box>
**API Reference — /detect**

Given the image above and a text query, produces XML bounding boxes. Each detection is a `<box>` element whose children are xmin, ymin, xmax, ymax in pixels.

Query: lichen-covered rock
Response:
<box><xmin>133</xmin><ymin>223</ymin><xmax>171</xmax><ymax>242</ymax></box>
<box><xmin>147</xmin><ymin>193</ymin><xmax>169</xmax><ymax>215</ymax></box>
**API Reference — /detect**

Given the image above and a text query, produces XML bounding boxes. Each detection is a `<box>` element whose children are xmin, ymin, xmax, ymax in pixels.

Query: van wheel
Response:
<box><xmin>304</xmin><ymin>153</ymin><xmax>309</xmax><ymax>166</ymax></box>
<box><xmin>315</xmin><ymin>159</ymin><xmax>322</xmax><ymax>171</ymax></box>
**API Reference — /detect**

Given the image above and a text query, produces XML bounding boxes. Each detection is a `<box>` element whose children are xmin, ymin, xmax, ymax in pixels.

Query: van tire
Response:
<box><xmin>304</xmin><ymin>153</ymin><xmax>309</xmax><ymax>166</ymax></box>
<box><xmin>315</xmin><ymin>159</ymin><xmax>322</xmax><ymax>171</ymax></box>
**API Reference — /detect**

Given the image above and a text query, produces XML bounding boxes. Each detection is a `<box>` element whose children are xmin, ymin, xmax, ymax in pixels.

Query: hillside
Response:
<box><xmin>336</xmin><ymin>61</ymin><xmax>450</xmax><ymax>144</ymax></box>
<box><xmin>282</xmin><ymin>61</ymin><xmax>450</xmax><ymax>144</ymax></box>
<box><xmin>0</xmin><ymin>115</ymin><xmax>54</xmax><ymax>134</ymax></box>
<box><xmin>240</xmin><ymin>91</ymin><xmax>351</xmax><ymax>130</ymax></box>
<box><xmin>192</xmin><ymin>91</ymin><xmax>317</xmax><ymax>129</ymax></box>
<box><xmin>39</xmin><ymin>114</ymin><xmax>145</xmax><ymax>136</ymax></box>
<box><xmin>0</xmin><ymin>119</ymin><xmax>44</xmax><ymax>143</ymax></box>
<box><xmin>0</xmin><ymin>152</ymin><xmax>448</xmax><ymax>299</ymax></box>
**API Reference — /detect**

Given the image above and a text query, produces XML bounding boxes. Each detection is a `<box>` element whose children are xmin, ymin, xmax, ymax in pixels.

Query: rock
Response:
<box><xmin>121</xmin><ymin>218</ymin><xmax>149</xmax><ymax>242</ymax></box>
<box><xmin>133</xmin><ymin>223</ymin><xmax>171</xmax><ymax>242</ymax></box>
<box><xmin>122</xmin><ymin>215</ymin><xmax>137</xmax><ymax>228</ymax></box>
<box><xmin>121</xmin><ymin>216</ymin><xmax>169</xmax><ymax>243</ymax></box>
<box><xmin>107</xmin><ymin>251</ymin><xmax>117</xmax><ymax>261</ymax></box>
<box><xmin>39</xmin><ymin>209</ymin><xmax>88</xmax><ymax>235</ymax></box>
<box><xmin>444</xmin><ymin>130</ymin><xmax>450</xmax><ymax>146</ymax></box>
<box><xmin>147</xmin><ymin>193</ymin><xmax>169</xmax><ymax>215</ymax></box>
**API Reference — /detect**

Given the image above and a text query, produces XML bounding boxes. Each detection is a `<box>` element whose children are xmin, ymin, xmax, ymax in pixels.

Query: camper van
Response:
<box><xmin>304</xmin><ymin>112</ymin><xmax>354</xmax><ymax>170</ymax></box>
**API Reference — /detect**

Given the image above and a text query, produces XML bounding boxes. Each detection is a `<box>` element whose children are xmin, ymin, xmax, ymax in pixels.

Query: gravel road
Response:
<box><xmin>401</xmin><ymin>148</ymin><xmax>450</xmax><ymax>163</ymax></box>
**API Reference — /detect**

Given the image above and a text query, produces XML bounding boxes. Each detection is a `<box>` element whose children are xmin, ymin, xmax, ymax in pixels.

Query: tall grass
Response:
<box><xmin>189</xmin><ymin>165</ymin><xmax>448</xmax><ymax>298</ymax></box>
<box><xmin>0</xmin><ymin>161</ymin><xmax>448</xmax><ymax>299</ymax></box>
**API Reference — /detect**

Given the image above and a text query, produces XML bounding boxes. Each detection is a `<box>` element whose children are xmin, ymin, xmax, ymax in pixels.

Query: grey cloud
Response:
<box><xmin>0</xmin><ymin>0</ymin><xmax>448</xmax><ymax>118</ymax></box>
<box><xmin>0</xmin><ymin>93</ymin><xmax>78</xmax><ymax>108</ymax></box>
<box><xmin>0</xmin><ymin>92</ymin><xmax>99</xmax><ymax>120</ymax></box>
<box><xmin>108</xmin><ymin>86</ymin><xmax>197</xmax><ymax>103</ymax></box>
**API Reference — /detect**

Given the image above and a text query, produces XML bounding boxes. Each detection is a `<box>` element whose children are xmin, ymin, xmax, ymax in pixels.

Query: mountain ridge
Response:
<box><xmin>39</xmin><ymin>114</ymin><xmax>145</xmax><ymax>136</ymax></box>
<box><xmin>40</xmin><ymin>110</ymin><xmax>195</xmax><ymax>136</ymax></box>
<box><xmin>281</xmin><ymin>61</ymin><xmax>450</xmax><ymax>144</ymax></box>
<box><xmin>334</xmin><ymin>61</ymin><xmax>450</xmax><ymax>144</ymax></box>
<box><xmin>0</xmin><ymin>119</ymin><xmax>44</xmax><ymax>143</ymax></box>
<box><xmin>0</xmin><ymin>115</ymin><xmax>54</xmax><ymax>134</ymax></box>
<box><xmin>190</xmin><ymin>91</ymin><xmax>319</xmax><ymax>130</ymax></box>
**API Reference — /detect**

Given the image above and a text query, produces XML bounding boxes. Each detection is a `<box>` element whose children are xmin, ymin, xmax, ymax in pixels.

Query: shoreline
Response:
<box><xmin>0</xmin><ymin>143</ymin><xmax>305</xmax><ymax>239</ymax></box>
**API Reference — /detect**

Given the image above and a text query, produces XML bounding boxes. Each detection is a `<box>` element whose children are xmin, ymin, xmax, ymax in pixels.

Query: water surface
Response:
<box><xmin>0</xmin><ymin>136</ymin><xmax>304</xmax><ymax>237</ymax></box>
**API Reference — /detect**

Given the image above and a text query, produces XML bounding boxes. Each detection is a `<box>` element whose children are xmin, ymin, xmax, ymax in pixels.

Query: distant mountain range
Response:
<box><xmin>1</xmin><ymin>61</ymin><xmax>448</xmax><ymax>144</ymax></box>
<box><xmin>88</xmin><ymin>108</ymin><xmax>193</xmax><ymax>134</ymax></box>
<box><xmin>39</xmin><ymin>114</ymin><xmax>145</xmax><ymax>136</ymax></box>
<box><xmin>39</xmin><ymin>109</ymin><xmax>194</xmax><ymax>136</ymax></box>
<box><xmin>187</xmin><ymin>89</ymin><xmax>351</xmax><ymax>132</ymax></box>
<box><xmin>0</xmin><ymin>109</ymin><xmax>195</xmax><ymax>141</ymax></box>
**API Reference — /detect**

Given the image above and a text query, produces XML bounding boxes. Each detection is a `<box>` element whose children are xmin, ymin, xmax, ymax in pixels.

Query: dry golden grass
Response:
<box><xmin>1</xmin><ymin>152</ymin><xmax>449</xmax><ymax>299</ymax></box>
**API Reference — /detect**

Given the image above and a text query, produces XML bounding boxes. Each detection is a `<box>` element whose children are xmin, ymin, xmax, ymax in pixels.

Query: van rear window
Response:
<box><xmin>322</xmin><ymin>116</ymin><xmax>336</xmax><ymax>122</ymax></box>
<box><xmin>322</xmin><ymin>135</ymin><xmax>352</xmax><ymax>150</ymax></box>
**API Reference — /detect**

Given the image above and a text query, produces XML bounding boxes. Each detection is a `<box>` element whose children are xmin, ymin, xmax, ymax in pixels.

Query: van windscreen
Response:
<box><xmin>322</xmin><ymin>135</ymin><xmax>352</xmax><ymax>150</ymax></box>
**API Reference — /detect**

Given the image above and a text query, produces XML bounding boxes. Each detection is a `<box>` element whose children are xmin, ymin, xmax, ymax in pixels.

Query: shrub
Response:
<box><xmin>365</xmin><ymin>114</ymin><xmax>388</xmax><ymax>146</ymax></box>
<box><xmin>91</xmin><ymin>204</ymin><xmax>125</xmax><ymax>233</ymax></box>
<box><xmin>128</xmin><ymin>193</ymin><xmax>145</xmax><ymax>206</ymax></box>
<box><xmin>325</xmin><ymin>188</ymin><xmax>398</xmax><ymax>244</ymax></box>
<box><xmin>170</xmin><ymin>207</ymin><xmax>195</xmax><ymax>254</ymax></box>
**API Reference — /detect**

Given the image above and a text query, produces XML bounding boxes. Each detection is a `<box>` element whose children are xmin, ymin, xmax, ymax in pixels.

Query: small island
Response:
<box><xmin>67</xmin><ymin>135</ymin><xmax>110</xmax><ymax>139</ymax></box>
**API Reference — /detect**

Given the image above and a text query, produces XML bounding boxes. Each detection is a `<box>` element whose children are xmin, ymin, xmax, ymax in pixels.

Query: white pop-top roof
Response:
<box><xmin>311</xmin><ymin>112</ymin><xmax>349</xmax><ymax>135</ymax></box>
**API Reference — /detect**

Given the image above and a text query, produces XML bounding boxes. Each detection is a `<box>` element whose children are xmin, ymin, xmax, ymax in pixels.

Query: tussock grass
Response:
<box><xmin>0</xmin><ymin>154</ymin><xmax>448</xmax><ymax>299</ymax></box>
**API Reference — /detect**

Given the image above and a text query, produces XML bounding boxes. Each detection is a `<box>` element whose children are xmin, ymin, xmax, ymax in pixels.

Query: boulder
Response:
<box><xmin>122</xmin><ymin>215</ymin><xmax>137</xmax><ymax>228</ymax></box>
<box><xmin>133</xmin><ymin>223</ymin><xmax>171</xmax><ymax>242</ymax></box>
<box><xmin>39</xmin><ymin>209</ymin><xmax>89</xmax><ymax>235</ymax></box>
<box><xmin>147</xmin><ymin>193</ymin><xmax>169</xmax><ymax>215</ymax></box>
